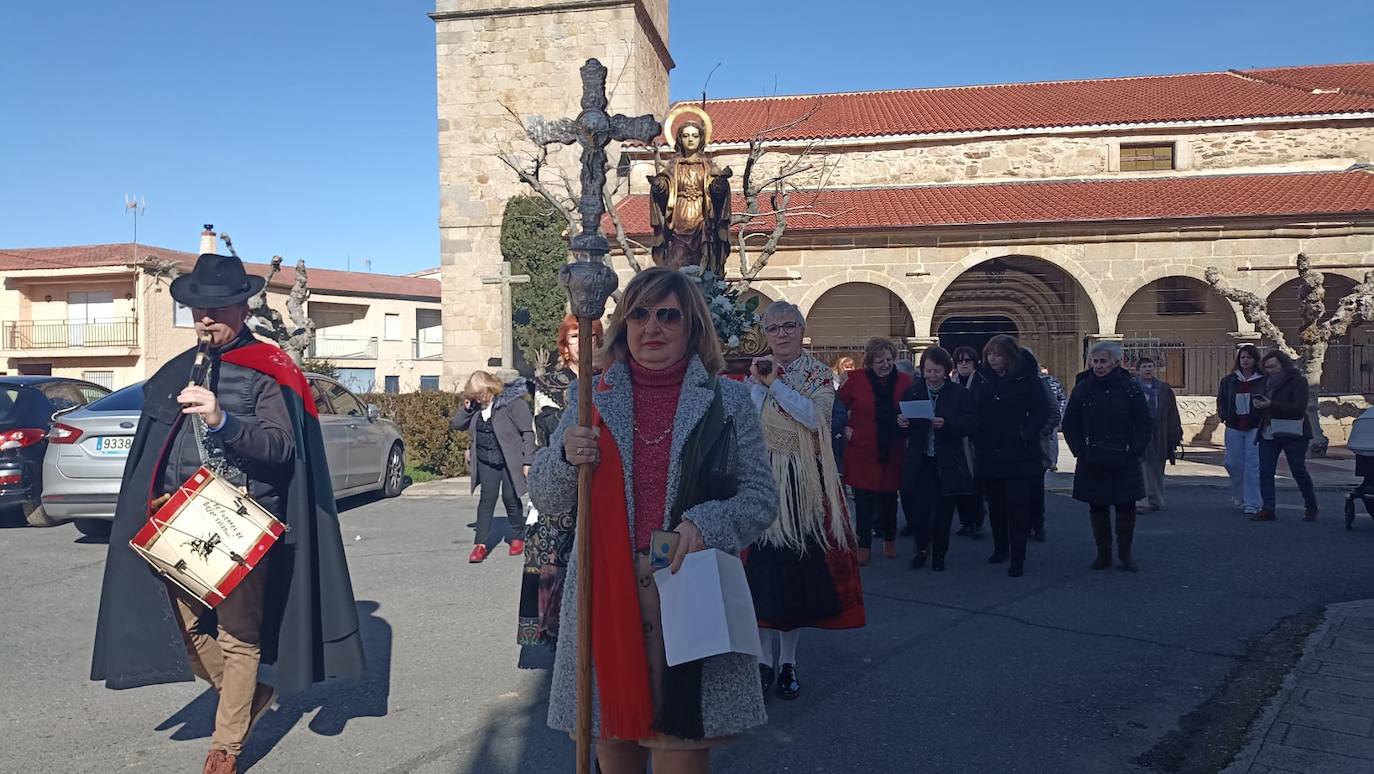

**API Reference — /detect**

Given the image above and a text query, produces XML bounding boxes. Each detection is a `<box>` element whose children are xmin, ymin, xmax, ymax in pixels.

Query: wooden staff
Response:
<box><xmin>574</xmin><ymin>316</ymin><xmax>594</xmax><ymax>774</ymax></box>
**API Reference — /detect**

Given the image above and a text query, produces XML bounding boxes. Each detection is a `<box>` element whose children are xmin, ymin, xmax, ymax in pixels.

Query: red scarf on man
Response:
<box><xmin>587</xmin><ymin>405</ymin><xmax>655</xmax><ymax>741</ymax></box>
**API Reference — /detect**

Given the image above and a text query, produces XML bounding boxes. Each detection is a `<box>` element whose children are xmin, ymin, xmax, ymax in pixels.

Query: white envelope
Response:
<box><xmin>653</xmin><ymin>549</ymin><xmax>761</xmax><ymax>668</ymax></box>
<box><xmin>900</xmin><ymin>400</ymin><xmax>934</xmax><ymax>420</ymax></box>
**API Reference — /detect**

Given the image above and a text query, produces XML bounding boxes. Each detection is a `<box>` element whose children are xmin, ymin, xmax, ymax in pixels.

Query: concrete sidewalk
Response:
<box><xmin>1226</xmin><ymin>600</ymin><xmax>1374</xmax><ymax>774</ymax></box>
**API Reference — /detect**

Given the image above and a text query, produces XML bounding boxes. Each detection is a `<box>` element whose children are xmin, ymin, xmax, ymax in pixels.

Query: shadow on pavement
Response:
<box><xmin>156</xmin><ymin>600</ymin><xmax>394</xmax><ymax>771</ymax></box>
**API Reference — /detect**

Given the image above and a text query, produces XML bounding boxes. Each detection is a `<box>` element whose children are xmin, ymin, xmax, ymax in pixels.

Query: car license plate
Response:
<box><xmin>95</xmin><ymin>436</ymin><xmax>132</xmax><ymax>456</ymax></box>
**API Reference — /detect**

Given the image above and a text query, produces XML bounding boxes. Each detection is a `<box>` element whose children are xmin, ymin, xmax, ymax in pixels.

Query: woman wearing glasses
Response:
<box><xmin>745</xmin><ymin>303</ymin><xmax>865</xmax><ymax>702</ymax></box>
<box><xmin>837</xmin><ymin>337</ymin><xmax>913</xmax><ymax>564</ymax></box>
<box><xmin>527</xmin><ymin>267</ymin><xmax>776</xmax><ymax>773</ymax></box>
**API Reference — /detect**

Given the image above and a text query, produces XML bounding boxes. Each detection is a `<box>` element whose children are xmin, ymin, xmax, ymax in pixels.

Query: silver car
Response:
<box><xmin>41</xmin><ymin>374</ymin><xmax>405</xmax><ymax>538</ymax></box>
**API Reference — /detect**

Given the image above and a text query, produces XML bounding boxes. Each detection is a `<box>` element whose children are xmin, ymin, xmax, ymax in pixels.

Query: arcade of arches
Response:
<box><xmin>754</xmin><ymin>258</ymin><xmax>1371</xmax><ymax>396</ymax></box>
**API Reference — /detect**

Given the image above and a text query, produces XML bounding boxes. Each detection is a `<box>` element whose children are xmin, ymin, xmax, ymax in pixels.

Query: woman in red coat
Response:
<box><xmin>837</xmin><ymin>337</ymin><xmax>913</xmax><ymax>564</ymax></box>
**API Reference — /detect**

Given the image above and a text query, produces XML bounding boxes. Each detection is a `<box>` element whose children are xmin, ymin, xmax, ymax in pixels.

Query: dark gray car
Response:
<box><xmin>41</xmin><ymin>374</ymin><xmax>405</xmax><ymax>537</ymax></box>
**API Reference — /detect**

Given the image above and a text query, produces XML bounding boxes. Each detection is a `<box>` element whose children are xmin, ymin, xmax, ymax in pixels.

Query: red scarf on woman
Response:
<box><xmin>587</xmin><ymin>405</ymin><xmax>655</xmax><ymax>740</ymax></box>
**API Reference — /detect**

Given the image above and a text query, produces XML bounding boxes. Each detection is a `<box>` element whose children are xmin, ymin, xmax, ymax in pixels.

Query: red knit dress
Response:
<box><xmin>628</xmin><ymin>357</ymin><xmax>687</xmax><ymax>550</ymax></box>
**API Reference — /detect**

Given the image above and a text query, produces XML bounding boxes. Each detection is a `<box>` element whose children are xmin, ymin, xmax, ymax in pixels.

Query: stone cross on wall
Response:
<box><xmin>480</xmin><ymin>260</ymin><xmax>530</xmax><ymax>369</ymax></box>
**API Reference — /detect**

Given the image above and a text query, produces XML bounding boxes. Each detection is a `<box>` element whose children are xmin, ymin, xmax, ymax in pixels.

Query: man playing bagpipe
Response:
<box><xmin>91</xmin><ymin>253</ymin><xmax>365</xmax><ymax>774</ymax></box>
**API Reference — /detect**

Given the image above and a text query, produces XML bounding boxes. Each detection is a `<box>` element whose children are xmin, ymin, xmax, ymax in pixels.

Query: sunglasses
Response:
<box><xmin>956</xmin><ymin>358</ymin><xmax>975</xmax><ymax>363</ymax></box>
<box><xmin>627</xmin><ymin>306</ymin><xmax>683</xmax><ymax>325</ymax></box>
<box><xmin>763</xmin><ymin>322</ymin><xmax>800</xmax><ymax>336</ymax></box>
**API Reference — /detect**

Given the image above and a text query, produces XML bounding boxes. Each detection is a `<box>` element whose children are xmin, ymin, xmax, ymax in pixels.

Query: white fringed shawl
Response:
<box><xmin>757</xmin><ymin>352</ymin><xmax>854</xmax><ymax>553</ymax></box>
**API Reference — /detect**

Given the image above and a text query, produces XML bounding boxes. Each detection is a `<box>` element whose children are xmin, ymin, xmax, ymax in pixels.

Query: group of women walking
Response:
<box><xmin>832</xmin><ymin>334</ymin><xmax>1056</xmax><ymax>577</ymax></box>
<box><xmin>448</xmin><ymin>265</ymin><xmax>1323</xmax><ymax>773</ymax></box>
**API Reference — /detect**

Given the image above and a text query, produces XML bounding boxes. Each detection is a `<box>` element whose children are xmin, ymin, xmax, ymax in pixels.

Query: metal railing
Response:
<box><xmin>308</xmin><ymin>335</ymin><xmax>379</xmax><ymax>360</ymax></box>
<box><xmin>1</xmin><ymin>318</ymin><xmax>139</xmax><ymax>349</ymax></box>
<box><xmin>1126</xmin><ymin>342</ymin><xmax>1373</xmax><ymax>396</ymax></box>
<box><xmin>412</xmin><ymin>338</ymin><xmax>443</xmax><ymax>360</ymax></box>
<box><xmin>808</xmin><ymin>340</ymin><xmax>1371</xmax><ymax>396</ymax></box>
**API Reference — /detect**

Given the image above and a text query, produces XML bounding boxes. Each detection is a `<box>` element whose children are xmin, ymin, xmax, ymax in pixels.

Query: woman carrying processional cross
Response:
<box><xmin>648</xmin><ymin>105</ymin><xmax>733</xmax><ymax>276</ymax></box>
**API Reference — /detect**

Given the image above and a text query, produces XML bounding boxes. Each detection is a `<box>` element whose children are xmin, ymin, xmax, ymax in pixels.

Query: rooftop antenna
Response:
<box><xmin>125</xmin><ymin>194</ymin><xmax>147</xmax><ymax>265</ymax></box>
<box><xmin>362</xmin><ymin>259</ymin><xmax>372</xmax><ymax>273</ymax></box>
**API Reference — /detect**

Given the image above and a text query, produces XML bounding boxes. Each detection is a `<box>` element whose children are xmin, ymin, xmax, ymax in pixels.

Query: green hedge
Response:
<box><xmin>361</xmin><ymin>391</ymin><xmax>471</xmax><ymax>478</ymax></box>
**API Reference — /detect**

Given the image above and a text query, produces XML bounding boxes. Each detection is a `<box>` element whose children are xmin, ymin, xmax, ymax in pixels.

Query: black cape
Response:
<box><xmin>90</xmin><ymin>340</ymin><xmax>365</xmax><ymax>694</ymax></box>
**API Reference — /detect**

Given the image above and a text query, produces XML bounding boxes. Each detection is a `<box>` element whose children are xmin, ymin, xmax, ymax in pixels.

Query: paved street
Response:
<box><xmin>3</xmin><ymin>469</ymin><xmax>1374</xmax><ymax>773</ymax></box>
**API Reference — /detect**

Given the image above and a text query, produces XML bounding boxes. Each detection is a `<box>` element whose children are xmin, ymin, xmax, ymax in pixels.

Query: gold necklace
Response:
<box><xmin>634</xmin><ymin>424</ymin><xmax>672</xmax><ymax>446</ymax></box>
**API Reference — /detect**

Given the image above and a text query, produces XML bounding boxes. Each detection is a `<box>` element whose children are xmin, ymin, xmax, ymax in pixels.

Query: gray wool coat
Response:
<box><xmin>527</xmin><ymin>356</ymin><xmax>778</xmax><ymax>740</ymax></box>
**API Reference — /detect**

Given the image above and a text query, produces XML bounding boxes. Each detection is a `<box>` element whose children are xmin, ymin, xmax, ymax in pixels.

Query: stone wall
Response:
<box><xmin>435</xmin><ymin>0</ymin><xmax>669</xmax><ymax>387</ymax></box>
<box><xmin>1179</xmin><ymin>394</ymin><xmax>1372</xmax><ymax>446</ymax></box>
<box><xmin>682</xmin><ymin>121</ymin><xmax>1374</xmax><ymax>189</ymax></box>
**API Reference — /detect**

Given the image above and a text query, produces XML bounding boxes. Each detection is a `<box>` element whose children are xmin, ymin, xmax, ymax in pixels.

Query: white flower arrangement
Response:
<box><xmin>679</xmin><ymin>266</ymin><xmax>760</xmax><ymax>350</ymax></box>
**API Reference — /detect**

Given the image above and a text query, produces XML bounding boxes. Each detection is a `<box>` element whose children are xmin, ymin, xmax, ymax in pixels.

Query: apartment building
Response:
<box><xmin>0</xmin><ymin>243</ymin><xmax>443</xmax><ymax>393</ymax></box>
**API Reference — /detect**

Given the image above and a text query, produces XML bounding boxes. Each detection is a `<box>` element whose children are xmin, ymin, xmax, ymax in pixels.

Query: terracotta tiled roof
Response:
<box><xmin>686</xmin><ymin>62</ymin><xmax>1374</xmax><ymax>144</ymax></box>
<box><xmin>0</xmin><ymin>243</ymin><xmax>441</xmax><ymax>300</ymax></box>
<box><xmin>610</xmin><ymin>170</ymin><xmax>1374</xmax><ymax>235</ymax></box>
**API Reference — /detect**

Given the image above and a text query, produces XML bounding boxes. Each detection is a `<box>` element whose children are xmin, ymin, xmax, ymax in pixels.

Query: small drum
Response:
<box><xmin>130</xmin><ymin>466</ymin><xmax>286</xmax><ymax>609</ymax></box>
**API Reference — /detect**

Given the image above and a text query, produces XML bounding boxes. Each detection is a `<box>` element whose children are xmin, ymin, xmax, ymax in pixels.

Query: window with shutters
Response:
<box><xmin>1120</xmin><ymin>143</ymin><xmax>1175</xmax><ymax>171</ymax></box>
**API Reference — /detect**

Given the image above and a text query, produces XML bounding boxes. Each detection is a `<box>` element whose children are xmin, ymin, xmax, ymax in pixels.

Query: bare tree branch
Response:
<box><xmin>1204</xmin><ymin>267</ymin><xmax>1297</xmax><ymax>358</ymax></box>
<box><xmin>603</xmin><ymin>186</ymin><xmax>645</xmax><ymax>273</ymax></box>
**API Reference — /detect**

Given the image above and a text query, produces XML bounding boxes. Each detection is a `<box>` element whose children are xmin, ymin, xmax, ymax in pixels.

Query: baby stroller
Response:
<box><xmin>1345</xmin><ymin>407</ymin><xmax>1374</xmax><ymax>530</ymax></box>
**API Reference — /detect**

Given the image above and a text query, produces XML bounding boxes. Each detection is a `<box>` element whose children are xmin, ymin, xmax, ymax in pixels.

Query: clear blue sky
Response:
<box><xmin>2</xmin><ymin>1</ymin><xmax>1369</xmax><ymax>276</ymax></box>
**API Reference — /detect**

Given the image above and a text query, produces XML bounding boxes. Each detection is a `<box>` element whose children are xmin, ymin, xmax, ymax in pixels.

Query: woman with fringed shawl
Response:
<box><xmin>745</xmin><ymin>302</ymin><xmax>866</xmax><ymax>703</ymax></box>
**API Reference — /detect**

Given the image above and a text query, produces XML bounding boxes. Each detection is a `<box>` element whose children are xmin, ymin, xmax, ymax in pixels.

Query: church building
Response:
<box><xmin>433</xmin><ymin>1</ymin><xmax>1374</xmax><ymax>402</ymax></box>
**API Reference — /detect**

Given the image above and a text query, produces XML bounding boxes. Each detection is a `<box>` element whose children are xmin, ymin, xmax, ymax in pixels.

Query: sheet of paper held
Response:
<box><xmin>900</xmin><ymin>400</ymin><xmax>935</xmax><ymax>420</ymax></box>
<box><xmin>653</xmin><ymin>549</ymin><xmax>762</xmax><ymax>667</ymax></box>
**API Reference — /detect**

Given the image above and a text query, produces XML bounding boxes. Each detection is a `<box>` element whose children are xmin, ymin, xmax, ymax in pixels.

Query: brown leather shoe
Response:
<box><xmin>1302</xmin><ymin>509</ymin><xmax>1318</xmax><ymax>522</ymax></box>
<box><xmin>1249</xmin><ymin>509</ymin><xmax>1277</xmax><ymax>522</ymax></box>
<box><xmin>856</xmin><ymin>547</ymin><xmax>871</xmax><ymax>566</ymax></box>
<box><xmin>203</xmin><ymin>749</ymin><xmax>238</xmax><ymax>774</ymax></box>
<box><xmin>882</xmin><ymin>540</ymin><xmax>897</xmax><ymax>559</ymax></box>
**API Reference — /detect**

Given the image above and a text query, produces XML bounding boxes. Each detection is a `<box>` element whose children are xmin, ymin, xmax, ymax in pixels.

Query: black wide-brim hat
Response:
<box><xmin>169</xmin><ymin>253</ymin><xmax>267</xmax><ymax>308</ymax></box>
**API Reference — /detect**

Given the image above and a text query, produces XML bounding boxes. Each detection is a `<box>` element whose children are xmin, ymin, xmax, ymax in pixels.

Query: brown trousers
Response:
<box><xmin>167</xmin><ymin>555</ymin><xmax>270</xmax><ymax>757</ymax></box>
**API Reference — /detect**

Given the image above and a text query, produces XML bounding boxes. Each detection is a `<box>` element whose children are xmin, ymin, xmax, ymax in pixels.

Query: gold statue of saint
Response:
<box><xmin>648</xmin><ymin>105</ymin><xmax>732</xmax><ymax>275</ymax></box>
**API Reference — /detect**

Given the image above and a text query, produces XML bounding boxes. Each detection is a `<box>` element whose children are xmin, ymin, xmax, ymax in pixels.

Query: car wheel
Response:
<box><xmin>382</xmin><ymin>443</ymin><xmax>405</xmax><ymax>498</ymax></box>
<box><xmin>24</xmin><ymin>502</ymin><xmax>62</xmax><ymax>528</ymax></box>
<box><xmin>74</xmin><ymin>519</ymin><xmax>113</xmax><ymax>539</ymax></box>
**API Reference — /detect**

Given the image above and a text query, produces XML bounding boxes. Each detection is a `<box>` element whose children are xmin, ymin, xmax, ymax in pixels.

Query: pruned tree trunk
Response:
<box><xmin>222</xmin><ymin>233</ymin><xmax>316</xmax><ymax>365</ymax></box>
<box><xmin>1206</xmin><ymin>256</ymin><xmax>1374</xmax><ymax>457</ymax></box>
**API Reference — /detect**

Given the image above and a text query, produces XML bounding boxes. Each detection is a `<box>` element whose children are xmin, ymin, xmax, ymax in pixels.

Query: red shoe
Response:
<box><xmin>468</xmin><ymin>545</ymin><xmax>489</xmax><ymax>563</ymax></box>
<box><xmin>509</xmin><ymin>539</ymin><xmax>525</xmax><ymax>557</ymax></box>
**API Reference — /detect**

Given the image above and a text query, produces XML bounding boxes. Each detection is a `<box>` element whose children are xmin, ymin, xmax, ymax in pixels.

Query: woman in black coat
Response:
<box><xmin>1251</xmin><ymin>349</ymin><xmax>1319</xmax><ymax>522</ymax></box>
<box><xmin>1061</xmin><ymin>341</ymin><xmax>1153</xmax><ymax>571</ymax></box>
<box><xmin>452</xmin><ymin>370</ymin><xmax>535</xmax><ymax>564</ymax></box>
<box><xmin>969</xmin><ymin>335</ymin><xmax>1053</xmax><ymax>578</ymax></box>
<box><xmin>898</xmin><ymin>347</ymin><xmax>975</xmax><ymax>572</ymax></box>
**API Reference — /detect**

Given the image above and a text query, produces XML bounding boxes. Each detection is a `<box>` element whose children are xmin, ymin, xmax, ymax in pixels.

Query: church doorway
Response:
<box><xmin>937</xmin><ymin>315</ymin><xmax>1018</xmax><ymax>360</ymax></box>
<box><xmin>932</xmin><ymin>256</ymin><xmax>1098</xmax><ymax>381</ymax></box>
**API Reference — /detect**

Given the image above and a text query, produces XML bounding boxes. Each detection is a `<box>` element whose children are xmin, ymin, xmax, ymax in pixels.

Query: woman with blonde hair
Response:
<box><xmin>836</xmin><ymin>337</ymin><xmax>913</xmax><ymax>563</ymax></box>
<box><xmin>452</xmin><ymin>369</ymin><xmax>535</xmax><ymax>563</ymax></box>
<box><xmin>527</xmin><ymin>267</ymin><xmax>776</xmax><ymax>773</ymax></box>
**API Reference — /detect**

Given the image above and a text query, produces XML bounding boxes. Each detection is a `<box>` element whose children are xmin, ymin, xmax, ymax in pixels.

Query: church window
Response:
<box><xmin>1155</xmin><ymin>276</ymin><xmax>1206</xmax><ymax>316</ymax></box>
<box><xmin>1120</xmin><ymin>143</ymin><xmax>1175</xmax><ymax>171</ymax></box>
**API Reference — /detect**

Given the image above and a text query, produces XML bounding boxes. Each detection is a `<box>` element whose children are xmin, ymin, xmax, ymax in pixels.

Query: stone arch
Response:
<box><xmin>920</xmin><ymin>245</ymin><xmax>1112</xmax><ymax>337</ymax></box>
<box><xmin>1265</xmin><ymin>273</ymin><xmax>1371</xmax><ymax>393</ymax></box>
<box><xmin>1116</xmin><ymin>275</ymin><xmax>1238</xmax><ymax>394</ymax></box>
<box><xmin>804</xmin><ymin>281</ymin><xmax>916</xmax><ymax>360</ymax></box>
<box><xmin>1256</xmin><ymin>267</ymin><xmax>1371</xmax><ymax>300</ymax></box>
<box><xmin>797</xmin><ymin>270</ymin><xmax>919</xmax><ymax>321</ymax></box>
<box><xmin>929</xmin><ymin>253</ymin><xmax>1101</xmax><ymax>380</ymax></box>
<box><xmin>1108</xmin><ymin>264</ymin><xmax>1248</xmax><ymax>333</ymax></box>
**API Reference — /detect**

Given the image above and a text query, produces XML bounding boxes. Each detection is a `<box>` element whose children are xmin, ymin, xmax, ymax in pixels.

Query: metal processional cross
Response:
<box><xmin>543</xmin><ymin>58</ymin><xmax>661</xmax><ymax>774</ymax></box>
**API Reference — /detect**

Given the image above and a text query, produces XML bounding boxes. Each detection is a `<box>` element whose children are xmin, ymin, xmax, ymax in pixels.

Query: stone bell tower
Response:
<box><xmin>431</xmin><ymin>0</ymin><xmax>672</xmax><ymax>385</ymax></box>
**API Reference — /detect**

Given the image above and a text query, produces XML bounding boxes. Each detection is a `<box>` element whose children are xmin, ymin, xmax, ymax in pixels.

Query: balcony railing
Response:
<box><xmin>308</xmin><ymin>335</ymin><xmax>379</xmax><ymax>360</ymax></box>
<box><xmin>412</xmin><ymin>338</ymin><xmax>443</xmax><ymax>360</ymax></box>
<box><xmin>1</xmin><ymin>318</ymin><xmax>139</xmax><ymax>350</ymax></box>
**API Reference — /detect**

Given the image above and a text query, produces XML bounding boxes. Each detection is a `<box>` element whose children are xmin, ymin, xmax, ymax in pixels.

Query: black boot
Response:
<box><xmin>776</xmin><ymin>663</ymin><xmax>800</xmax><ymax>700</ymax></box>
<box><xmin>1116</xmin><ymin>507</ymin><xmax>1138</xmax><ymax>572</ymax></box>
<box><xmin>910</xmin><ymin>549</ymin><xmax>929</xmax><ymax>570</ymax></box>
<box><xmin>759</xmin><ymin>663</ymin><xmax>775</xmax><ymax>696</ymax></box>
<box><xmin>1090</xmin><ymin>509</ymin><xmax>1113</xmax><ymax>570</ymax></box>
